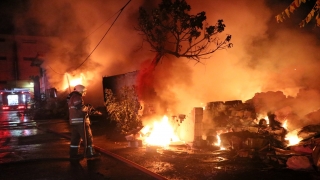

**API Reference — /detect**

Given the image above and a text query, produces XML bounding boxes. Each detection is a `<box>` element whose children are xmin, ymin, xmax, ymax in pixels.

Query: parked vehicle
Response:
<box><xmin>0</xmin><ymin>89</ymin><xmax>31</xmax><ymax>111</ymax></box>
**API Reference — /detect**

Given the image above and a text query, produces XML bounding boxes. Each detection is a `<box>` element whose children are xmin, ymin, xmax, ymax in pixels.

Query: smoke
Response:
<box><xmin>11</xmin><ymin>0</ymin><xmax>154</xmax><ymax>106</ymax></box>
<box><xmin>136</xmin><ymin>0</ymin><xmax>320</xmax><ymax>129</ymax></box>
<box><xmin>8</xmin><ymin>0</ymin><xmax>320</xmax><ymax>128</ymax></box>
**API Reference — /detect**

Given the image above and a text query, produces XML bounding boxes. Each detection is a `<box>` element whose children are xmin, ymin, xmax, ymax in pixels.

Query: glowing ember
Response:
<box><xmin>144</xmin><ymin>115</ymin><xmax>180</xmax><ymax>147</ymax></box>
<box><xmin>285</xmin><ymin>129</ymin><xmax>302</xmax><ymax>146</ymax></box>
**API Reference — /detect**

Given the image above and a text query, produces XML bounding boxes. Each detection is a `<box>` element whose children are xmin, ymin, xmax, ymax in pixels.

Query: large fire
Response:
<box><xmin>139</xmin><ymin>112</ymin><xmax>304</xmax><ymax>150</ymax></box>
<box><xmin>214</xmin><ymin>130</ymin><xmax>228</xmax><ymax>150</ymax></box>
<box><xmin>61</xmin><ymin>72</ymin><xmax>306</xmax><ymax>150</ymax></box>
<box><xmin>141</xmin><ymin>115</ymin><xmax>181</xmax><ymax>148</ymax></box>
<box><xmin>63</xmin><ymin>73</ymin><xmax>86</xmax><ymax>91</ymax></box>
<box><xmin>282</xmin><ymin>120</ymin><xmax>302</xmax><ymax>146</ymax></box>
<box><xmin>285</xmin><ymin>129</ymin><xmax>302</xmax><ymax>146</ymax></box>
<box><xmin>254</xmin><ymin>116</ymin><xmax>302</xmax><ymax>147</ymax></box>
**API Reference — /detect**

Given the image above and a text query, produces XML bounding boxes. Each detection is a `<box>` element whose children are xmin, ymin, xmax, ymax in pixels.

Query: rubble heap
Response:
<box><xmin>201</xmin><ymin>91</ymin><xmax>320</xmax><ymax>171</ymax></box>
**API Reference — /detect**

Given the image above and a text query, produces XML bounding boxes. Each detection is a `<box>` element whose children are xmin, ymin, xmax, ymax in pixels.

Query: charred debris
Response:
<box><xmin>199</xmin><ymin>91</ymin><xmax>320</xmax><ymax>171</ymax></box>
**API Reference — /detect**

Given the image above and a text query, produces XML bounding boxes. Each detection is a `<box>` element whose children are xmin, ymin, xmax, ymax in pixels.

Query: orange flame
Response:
<box><xmin>143</xmin><ymin>115</ymin><xmax>180</xmax><ymax>148</ymax></box>
<box><xmin>214</xmin><ymin>130</ymin><xmax>227</xmax><ymax>150</ymax></box>
<box><xmin>64</xmin><ymin>73</ymin><xmax>86</xmax><ymax>90</ymax></box>
<box><xmin>281</xmin><ymin>119</ymin><xmax>302</xmax><ymax>146</ymax></box>
<box><xmin>214</xmin><ymin>134</ymin><xmax>221</xmax><ymax>147</ymax></box>
<box><xmin>285</xmin><ymin>129</ymin><xmax>302</xmax><ymax>146</ymax></box>
<box><xmin>282</xmin><ymin>120</ymin><xmax>288</xmax><ymax>129</ymax></box>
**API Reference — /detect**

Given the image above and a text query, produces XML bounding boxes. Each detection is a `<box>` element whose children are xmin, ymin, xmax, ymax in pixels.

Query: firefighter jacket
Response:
<box><xmin>67</xmin><ymin>91</ymin><xmax>91</xmax><ymax>125</ymax></box>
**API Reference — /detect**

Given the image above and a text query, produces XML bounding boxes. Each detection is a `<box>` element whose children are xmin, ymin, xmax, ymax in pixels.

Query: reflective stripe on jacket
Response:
<box><xmin>67</xmin><ymin>91</ymin><xmax>89</xmax><ymax>125</ymax></box>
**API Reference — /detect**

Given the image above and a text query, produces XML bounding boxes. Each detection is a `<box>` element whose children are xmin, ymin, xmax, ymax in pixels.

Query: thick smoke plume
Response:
<box><xmin>9</xmin><ymin>0</ymin><xmax>320</xmax><ymax>129</ymax></box>
<box><xmin>136</xmin><ymin>0</ymin><xmax>320</xmax><ymax>130</ymax></box>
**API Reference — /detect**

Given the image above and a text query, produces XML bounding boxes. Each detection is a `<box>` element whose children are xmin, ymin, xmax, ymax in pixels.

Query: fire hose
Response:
<box><xmin>83</xmin><ymin>105</ymin><xmax>89</xmax><ymax>157</ymax></box>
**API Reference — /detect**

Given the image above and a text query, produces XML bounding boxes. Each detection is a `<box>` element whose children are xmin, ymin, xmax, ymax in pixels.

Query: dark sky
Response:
<box><xmin>0</xmin><ymin>0</ymin><xmax>28</xmax><ymax>34</ymax></box>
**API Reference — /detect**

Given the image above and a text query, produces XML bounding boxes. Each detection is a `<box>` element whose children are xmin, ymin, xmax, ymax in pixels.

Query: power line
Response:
<box><xmin>68</xmin><ymin>10</ymin><xmax>121</xmax><ymax>58</ymax></box>
<box><xmin>48</xmin><ymin>0</ymin><xmax>132</xmax><ymax>75</ymax></box>
<box><xmin>47</xmin><ymin>9</ymin><xmax>120</xmax><ymax>76</ymax></box>
<box><xmin>73</xmin><ymin>0</ymin><xmax>132</xmax><ymax>71</ymax></box>
<box><xmin>48</xmin><ymin>64</ymin><xmax>65</xmax><ymax>75</ymax></box>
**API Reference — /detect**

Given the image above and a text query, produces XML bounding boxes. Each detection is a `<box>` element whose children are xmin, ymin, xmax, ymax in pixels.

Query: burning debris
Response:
<box><xmin>123</xmin><ymin>90</ymin><xmax>320</xmax><ymax>172</ymax></box>
<box><xmin>125</xmin><ymin>115</ymin><xmax>186</xmax><ymax>150</ymax></box>
<box><xmin>201</xmin><ymin>91</ymin><xmax>320</xmax><ymax>171</ymax></box>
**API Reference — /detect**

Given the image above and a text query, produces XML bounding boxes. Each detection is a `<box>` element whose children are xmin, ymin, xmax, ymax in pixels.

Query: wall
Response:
<box><xmin>0</xmin><ymin>34</ymin><xmax>51</xmax><ymax>99</ymax></box>
<box><xmin>102</xmin><ymin>70</ymin><xmax>138</xmax><ymax>101</ymax></box>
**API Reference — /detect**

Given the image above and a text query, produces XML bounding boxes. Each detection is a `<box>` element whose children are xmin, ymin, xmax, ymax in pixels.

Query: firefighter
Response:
<box><xmin>67</xmin><ymin>84</ymin><xmax>100</xmax><ymax>160</ymax></box>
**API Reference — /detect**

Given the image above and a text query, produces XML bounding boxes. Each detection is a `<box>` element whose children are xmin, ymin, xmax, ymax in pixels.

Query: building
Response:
<box><xmin>0</xmin><ymin>34</ymin><xmax>51</xmax><ymax>103</ymax></box>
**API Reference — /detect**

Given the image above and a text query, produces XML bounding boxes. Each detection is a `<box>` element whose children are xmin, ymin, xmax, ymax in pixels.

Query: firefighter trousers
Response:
<box><xmin>70</xmin><ymin>122</ymin><xmax>93</xmax><ymax>148</ymax></box>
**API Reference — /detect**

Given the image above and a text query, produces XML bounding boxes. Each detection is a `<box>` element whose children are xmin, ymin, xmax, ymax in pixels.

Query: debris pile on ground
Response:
<box><xmin>200</xmin><ymin>91</ymin><xmax>320</xmax><ymax>171</ymax></box>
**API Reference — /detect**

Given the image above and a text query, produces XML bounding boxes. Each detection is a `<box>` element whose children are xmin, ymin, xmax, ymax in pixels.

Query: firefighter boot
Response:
<box><xmin>69</xmin><ymin>147</ymin><xmax>83</xmax><ymax>160</ymax></box>
<box><xmin>86</xmin><ymin>145</ymin><xmax>100</xmax><ymax>159</ymax></box>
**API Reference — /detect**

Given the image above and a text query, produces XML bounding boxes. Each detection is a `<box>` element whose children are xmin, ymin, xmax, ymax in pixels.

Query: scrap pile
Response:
<box><xmin>202</xmin><ymin>91</ymin><xmax>320</xmax><ymax>171</ymax></box>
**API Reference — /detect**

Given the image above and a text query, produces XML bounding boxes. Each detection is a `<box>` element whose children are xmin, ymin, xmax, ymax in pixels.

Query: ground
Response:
<box><xmin>90</xmin><ymin>116</ymin><xmax>320</xmax><ymax>180</ymax></box>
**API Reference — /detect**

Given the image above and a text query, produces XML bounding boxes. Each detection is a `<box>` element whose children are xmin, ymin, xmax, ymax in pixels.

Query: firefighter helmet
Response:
<box><xmin>74</xmin><ymin>84</ymin><xmax>86</xmax><ymax>95</ymax></box>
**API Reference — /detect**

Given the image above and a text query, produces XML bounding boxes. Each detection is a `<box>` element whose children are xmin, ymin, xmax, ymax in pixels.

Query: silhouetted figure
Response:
<box><xmin>267</xmin><ymin>112</ymin><xmax>282</xmax><ymax>130</ymax></box>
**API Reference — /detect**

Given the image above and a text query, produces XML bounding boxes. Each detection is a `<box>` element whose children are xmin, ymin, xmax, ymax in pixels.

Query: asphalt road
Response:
<box><xmin>0</xmin><ymin>111</ymin><xmax>157</xmax><ymax>180</ymax></box>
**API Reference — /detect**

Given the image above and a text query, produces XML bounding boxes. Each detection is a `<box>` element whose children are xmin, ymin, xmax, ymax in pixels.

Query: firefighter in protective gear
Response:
<box><xmin>67</xmin><ymin>84</ymin><xmax>100</xmax><ymax>160</ymax></box>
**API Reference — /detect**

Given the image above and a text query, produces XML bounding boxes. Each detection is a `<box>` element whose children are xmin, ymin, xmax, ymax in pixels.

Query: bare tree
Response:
<box><xmin>137</xmin><ymin>0</ymin><xmax>232</xmax><ymax>66</ymax></box>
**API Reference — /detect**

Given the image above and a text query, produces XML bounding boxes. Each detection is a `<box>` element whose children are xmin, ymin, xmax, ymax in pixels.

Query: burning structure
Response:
<box><xmin>102</xmin><ymin>70</ymin><xmax>320</xmax><ymax>147</ymax></box>
<box><xmin>106</xmin><ymin>79</ymin><xmax>320</xmax><ymax>171</ymax></box>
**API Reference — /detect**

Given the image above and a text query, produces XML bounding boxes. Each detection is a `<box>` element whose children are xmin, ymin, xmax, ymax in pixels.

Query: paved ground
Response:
<box><xmin>0</xmin><ymin>114</ymin><xmax>156</xmax><ymax>180</ymax></box>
